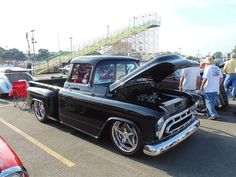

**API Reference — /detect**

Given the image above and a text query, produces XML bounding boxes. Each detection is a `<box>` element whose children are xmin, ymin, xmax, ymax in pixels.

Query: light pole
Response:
<box><xmin>133</xmin><ymin>16</ymin><xmax>137</xmax><ymax>51</ymax></box>
<box><xmin>197</xmin><ymin>49</ymin><xmax>200</xmax><ymax>58</ymax></box>
<box><xmin>25</xmin><ymin>32</ymin><xmax>31</xmax><ymax>61</ymax></box>
<box><xmin>179</xmin><ymin>47</ymin><xmax>182</xmax><ymax>55</ymax></box>
<box><xmin>142</xmin><ymin>15</ymin><xmax>146</xmax><ymax>60</ymax></box>
<box><xmin>31</xmin><ymin>30</ymin><xmax>37</xmax><ymax>73</ymax></box>
<box><xmin>107</xmin><ymin>25</ymin><xmax>110</xmax><ymax>45</ymax></box>
<box><xmin>25</xmin><ymin>32</ymin><xmax>32</xmax><ymax>74</ymax></box>
<box><xmin>70</xmin><ymin>37</ymin><xmax>73</xmax><ymax>60</ymax></box>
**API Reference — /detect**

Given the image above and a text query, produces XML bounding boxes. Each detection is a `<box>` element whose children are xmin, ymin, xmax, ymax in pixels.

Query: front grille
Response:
<box><xmin>159</xmin><ymin>108</ymin><xmax>194</xmax><ymax>140</ymax></box>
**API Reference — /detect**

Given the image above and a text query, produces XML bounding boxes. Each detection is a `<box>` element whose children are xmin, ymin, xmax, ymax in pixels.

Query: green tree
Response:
<box><xmin>0</xmin><ymin>47</ymin><xmax>6</xmax><ymax>65</ymax></box>
<box><xmin>37</xmin><ymin>49</ymin><xmax>50</xmax><ymax>60</ymax></box>
<box><xmin>0</xmin><ymin>47</ymin><xmax>6</xmax><ymax>58</ymax></box>
<box><xmin>213</xmin><ymin>51</ymin><xmax>223</xmax><ymax>58</ymax></box>
<box><xmin>159</xmin><ymin>51</ymin><xmax>173</xmax><ymax>55</ymax></box>
<box><xmin>1</xmin><ymin>48</ymin><xmax>26</xmax><ymax>61</ymax></box>
<box><xmin>232</xmin><ymin>46</ymin><xmax>236</xmax><ymax>53</ymax></box>
<box><xmin>0</xmin><ymin>47</ymin><xmax>5</xmax><ymax>54</ymax></box>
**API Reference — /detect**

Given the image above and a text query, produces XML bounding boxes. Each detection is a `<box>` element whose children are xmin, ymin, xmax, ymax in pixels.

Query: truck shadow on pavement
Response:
<box><xmin>134</xmin><ymin>129</ymin><xmax>236</xmax><ymax>177</ymax></box>
<box><xmin>217</xmin><ymin>103</ymin><xmax>236</xmax><ymax>123</ymax></box>
<box><xmin>45</xmin><ymin>119</ymin><xmax>236</xmax><ymax>177</ymax></box>
<box><xmin>197</xmin><ymin>103</ymin><xmax>236</xmax><ymax>124</ymax></box>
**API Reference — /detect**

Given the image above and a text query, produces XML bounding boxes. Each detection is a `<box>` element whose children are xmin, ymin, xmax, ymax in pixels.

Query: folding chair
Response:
<box><xmin>10</xmin><ymin>81</ymin><xmax>28</xmax><ymax>109</ymax></box>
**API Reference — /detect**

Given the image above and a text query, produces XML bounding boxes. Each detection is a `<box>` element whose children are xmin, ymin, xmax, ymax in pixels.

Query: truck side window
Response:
<box><xmin>69</xmin><ymin>63</ymin><xmax>92</xmax><ymax>84</ymax></box>
<box><xmin>94</xmin><ymin>62</ymin><xmax>137</xmax><ymax>84</ymax></box>
<box><xmin>94</xmin><ymin>64</ymin><xmax>115</xmax><ymax>84</ymax></box>
<box><xmin>116</xmin><ymin>63</ymin><xmax>136</xmax><ymax>80</ymax></box>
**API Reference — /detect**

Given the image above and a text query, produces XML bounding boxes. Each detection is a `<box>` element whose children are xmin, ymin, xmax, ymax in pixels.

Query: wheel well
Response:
<box><xmin>31</xmin><ymin>99</ymin><xmax>48</xmax><ymax>115</ymax></box>
<box><xmin>100</xmin><ymin>120</ymin><xmax>112</xmax><ymax>139</ymax></box>
<box><xmin>100</xmin><ymin>118</ymin><xmax>142</xmax><ymax>140</ymax></box>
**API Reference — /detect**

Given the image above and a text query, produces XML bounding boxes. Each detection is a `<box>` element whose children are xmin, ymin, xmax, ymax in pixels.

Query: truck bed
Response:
<box><xmin>33</xmin><ymin>77</ymin><xmax>66</xmax><ymax>87</ymax></box>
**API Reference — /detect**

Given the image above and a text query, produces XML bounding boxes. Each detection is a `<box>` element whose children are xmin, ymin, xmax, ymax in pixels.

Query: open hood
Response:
<box><xmin>109</xmin><ymin>54</ymin><xmax>195</xmax><ymax>92</ymax></box>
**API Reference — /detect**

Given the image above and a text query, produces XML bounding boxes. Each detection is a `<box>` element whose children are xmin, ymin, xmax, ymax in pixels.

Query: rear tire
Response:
<box><xmin>33</xmin><ymin>100</ymin><xmax>48</xmax><ymax>123</ymax></box>
<box><xmin>110</xmin><ymin>121</ymin><xmax>141</xmax><ymax>156</ymax></box>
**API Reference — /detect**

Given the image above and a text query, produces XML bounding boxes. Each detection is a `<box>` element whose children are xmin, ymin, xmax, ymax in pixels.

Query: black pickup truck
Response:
<box><xmin>28</xmin><ymin>55</ymin><xmax>200</xmax><ymax>156</ymax></box>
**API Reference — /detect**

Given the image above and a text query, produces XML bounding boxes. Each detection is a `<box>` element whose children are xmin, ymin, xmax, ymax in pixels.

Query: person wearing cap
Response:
<box><xmin>223</xmin><ymin>52</ymin><xmax>236</xmax><ymax>100</ymax></box>
<box><xmin>200</xmin><ymin>56</ymin><xmax>223</xmax><ymax>120</ymax></box>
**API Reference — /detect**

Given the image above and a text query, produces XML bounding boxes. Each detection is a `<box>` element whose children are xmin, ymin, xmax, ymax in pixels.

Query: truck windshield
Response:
<box><xmin>94</xmin><ymin>61</ymin><xmax>137</xmax><ymax>85</ymax></box>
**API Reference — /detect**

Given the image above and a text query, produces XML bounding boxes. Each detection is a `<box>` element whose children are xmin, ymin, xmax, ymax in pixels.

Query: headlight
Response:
<box><xmin>194</xmin><ymin>100</ymin><xmax>200</xmax><ymax>108</ymax></box>
<box><xmin>157</xmin><ymin>117</ymin><xmax>165</xmax><ymax>127</ymax></box>
<box><xmin>155</xmin><ymin>117</ymin><xmax>165</xmax><ymax>137</ymax></box>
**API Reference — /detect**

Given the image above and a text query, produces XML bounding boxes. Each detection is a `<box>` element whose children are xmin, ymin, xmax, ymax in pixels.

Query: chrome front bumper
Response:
<box><xmin>0</xmin><ymin>166</ymin><xmax>28</xmax><ymax>177</ymax></box>
<box><xmin>143</xmin><ymin>119</ymin><xmax>200</xmax><ymax>156</ymax></box>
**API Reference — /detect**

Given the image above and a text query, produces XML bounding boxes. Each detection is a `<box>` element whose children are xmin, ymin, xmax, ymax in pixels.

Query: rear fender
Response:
<box><xmin>28</xmin><ymin>87</ymin><xmax>58</xmax><ymax>117</ymax></box>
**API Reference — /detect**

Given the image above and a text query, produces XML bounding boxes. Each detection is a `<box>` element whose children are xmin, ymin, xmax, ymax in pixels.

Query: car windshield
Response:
<box><xmin>64</xmin><ymin>65</ymin><xmax>71</xmax><ymax>69</ymax></box>
<box><xmin>94</xmin><ymin>60</ymin><xmax>138</xmax><ymax>85</ymax></box>
<box><xmin>6</xmin><ymin>72</ymin><xmax>33</xmax><ymax>83</ymax></box>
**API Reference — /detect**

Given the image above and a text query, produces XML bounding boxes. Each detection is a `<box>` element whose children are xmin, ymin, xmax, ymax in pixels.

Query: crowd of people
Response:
<box><xmin>179</xmin><ymin>52</ymin><xmax>236</xmax><ymax>120</ymax></box>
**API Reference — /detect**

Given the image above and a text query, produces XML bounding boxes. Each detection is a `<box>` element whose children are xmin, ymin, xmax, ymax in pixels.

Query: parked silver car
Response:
<box><xmin>59</xmin><ymin>64</ymin><xmax>72</xmax><ymax>74</ymax></box>
<box><xmin>0</xmin><ymin>67</ymin><xmax>36</xmax><ymax>97</ymax></box>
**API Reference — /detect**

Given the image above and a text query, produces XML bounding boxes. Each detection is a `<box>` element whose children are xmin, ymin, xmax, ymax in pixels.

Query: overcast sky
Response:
<box><xmin>0</xmin><ymin>0</ymin><xmax>235</xmax><ymax>56</ymax></box>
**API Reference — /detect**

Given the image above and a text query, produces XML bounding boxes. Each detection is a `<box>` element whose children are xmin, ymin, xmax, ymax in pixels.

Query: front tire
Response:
<box><xmin>196</xmin><ymin>96</ymin><xmax>207</xmax><ymax>113</ymax></box>
<box><xmin>33</xmin><ymin>100</ymin><xmax>48</xmax><ymax>123</ymax></box>
<box><xmin>110</xmin><ymin>121</ymin><xmax>141</xmax><ymax>156</ymax></box>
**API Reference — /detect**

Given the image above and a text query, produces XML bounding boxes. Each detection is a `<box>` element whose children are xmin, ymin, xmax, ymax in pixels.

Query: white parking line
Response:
<box><xmin>0</xmin><ymin>117</ymin><xmax>76</xmax><ymax>167</ymax></box>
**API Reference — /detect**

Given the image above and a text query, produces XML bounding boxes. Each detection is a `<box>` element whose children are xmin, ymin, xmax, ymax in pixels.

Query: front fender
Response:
<box><xmin>188</xmin><ymin>92</ymin><xmax>201</xmax><ymax>104</ymax></box>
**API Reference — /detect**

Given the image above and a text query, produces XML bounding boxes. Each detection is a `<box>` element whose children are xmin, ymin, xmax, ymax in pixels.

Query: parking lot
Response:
<box><xmin>0</xmin><ymin>97</ymin><xmax>236</xmax><ymax>177</ymax></box>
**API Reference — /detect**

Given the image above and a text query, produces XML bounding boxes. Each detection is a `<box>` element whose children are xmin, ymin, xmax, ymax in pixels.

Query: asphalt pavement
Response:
<box><xmin>0</xmin><ymin>98</ymin><xmax>235</xmax><ymax>177</ymax></box>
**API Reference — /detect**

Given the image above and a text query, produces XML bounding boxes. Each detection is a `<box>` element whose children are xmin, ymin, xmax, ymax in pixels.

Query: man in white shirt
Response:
<box><xmin>200</xmin><ymin>56</ymin><xmax>223</xmax><ymax>120</ymax></box>
<box><xmin>179</xmin><ymin>66</ymin><xmax>200</xmax><ymax>93</ymax></box>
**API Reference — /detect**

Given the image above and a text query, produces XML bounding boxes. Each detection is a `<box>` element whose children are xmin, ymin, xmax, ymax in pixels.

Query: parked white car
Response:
<box><xmin>0</xmin><ymin>67</ymin><xmax>37</xmax><ymax>97</ymax></box>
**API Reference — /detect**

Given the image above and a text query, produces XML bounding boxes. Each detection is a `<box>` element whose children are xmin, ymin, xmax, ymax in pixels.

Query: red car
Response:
<box><xmin>0</xmin><ymin>136</ymin><xmax>28</xmax><ymax>177</ymax></box>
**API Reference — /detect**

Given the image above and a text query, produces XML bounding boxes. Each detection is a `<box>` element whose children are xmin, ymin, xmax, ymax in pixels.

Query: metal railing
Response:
<box><xmin>35</xmin><ymin>19</ymin><xmax>160</xmax><ymax>74</ymax></box>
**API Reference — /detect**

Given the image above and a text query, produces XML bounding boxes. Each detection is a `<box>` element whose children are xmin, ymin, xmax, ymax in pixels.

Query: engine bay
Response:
<box><xmin>114</xmin><ymin>78</ymin><xmax>191</xmax><ymax>112</ymax></box>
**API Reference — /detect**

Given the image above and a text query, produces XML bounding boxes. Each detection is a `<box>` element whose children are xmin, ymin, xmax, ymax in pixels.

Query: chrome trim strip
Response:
<box><xmin>143</xmin><ymin>119</ymin><xmax>200</xmax><ymax>156</ymax></box>
<box><xmin>159</xmin><ymin>105</ymin><xmax>169</xmax><ymax>113</ymax></box>
<box><xmin>165</xmin><ymin>117</ymin><xmax>193</xmax><ymax>134</ymax></box>
<box><xmin>0</xmin><ymin>166</ymin><xmax>27</xmax><ymax>177</ymax></box>
<box><xmin>158</xmin><ymin>106</ymin><xmax>194</xmax><ymax>139</ymax></box>
<box><xmin>47</xmin><ymin>115</ymin><xmax>60</xmax><ymax>122</ymax></box>
<box><xmin>165</xmin><ymin>113</ymin><xmax>194</xmax><ymax>134</ymax></box>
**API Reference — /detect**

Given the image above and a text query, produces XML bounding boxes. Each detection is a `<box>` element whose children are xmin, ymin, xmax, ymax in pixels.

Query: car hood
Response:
<box><xmin>109</xmin><ymin>54</ymin><xmax>195</xmax><ymax>92</ymax></box>
<box><xmin>0</xmin><ymin>67</ymin><xmax>32</xmax><ymax>73</ymax></box>
<box><xmin>0</xmin><ymin>136</ymin><xmax>23</xmax><ymax>172</ymax></box>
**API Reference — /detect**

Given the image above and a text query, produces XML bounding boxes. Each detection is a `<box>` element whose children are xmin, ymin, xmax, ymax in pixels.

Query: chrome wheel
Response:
<box><xmin>111</xmin><ymin>121</ymin><xmax>140</xmax><ymax>155</ymax></box>
<box><xmin>196</xmin><ymin>97</ymin><xmax>207</xmax><ymax>113</ymax></box>
<box><xmin>33</xmin><ymin>101</ymin><xmax>47</xmax><ymax>122</ymax></box>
